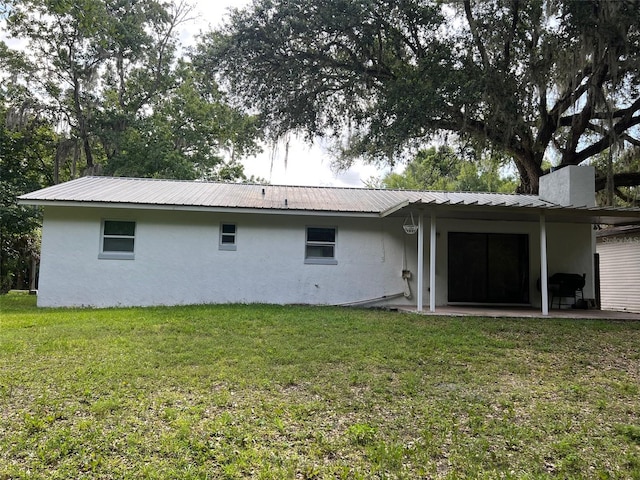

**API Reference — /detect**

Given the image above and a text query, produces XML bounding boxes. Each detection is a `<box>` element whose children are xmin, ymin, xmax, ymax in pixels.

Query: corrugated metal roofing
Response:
<box><xmin>18</xmin><ymin>176</ymin><xmax>554</xmax><ymax>213</ymax></box>
<box><xmin>17</xmin><ymin>176</ymin><xmax>640</xmax><ymax>225</ymax></box>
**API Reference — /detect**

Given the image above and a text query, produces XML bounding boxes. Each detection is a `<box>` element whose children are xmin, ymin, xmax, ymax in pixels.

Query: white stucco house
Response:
<box><xmin>18</xmin><ymin>165</ymin><xmax>640</xmax><ymax>314</ymax></box>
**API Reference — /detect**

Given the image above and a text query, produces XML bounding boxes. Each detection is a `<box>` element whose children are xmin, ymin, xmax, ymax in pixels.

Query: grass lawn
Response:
<box><xmin>1</xmin><ymin>292</ymin><xmax>639</xmax><ymax>479</ymax></box>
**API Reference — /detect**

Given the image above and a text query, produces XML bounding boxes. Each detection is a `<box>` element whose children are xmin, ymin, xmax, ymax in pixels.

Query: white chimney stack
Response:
<box><xmin>538</xmin><ymin>165</ymin><xmax>596</xmax><ymax>207</ymax></box>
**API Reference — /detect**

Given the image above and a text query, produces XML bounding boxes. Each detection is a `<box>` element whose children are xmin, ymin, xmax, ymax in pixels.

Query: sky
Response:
<box><xmin>181</xmin><ymin>0</ymin><xmax>395</xmax><ymax>187</ymax></box>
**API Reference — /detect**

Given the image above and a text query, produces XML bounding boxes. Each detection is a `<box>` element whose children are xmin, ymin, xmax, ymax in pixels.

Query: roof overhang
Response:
<box><xmin>17</xmin><ymin>199</ymin><xmax>382</xmax><ymax>218</ymax></box>
<box><xmin>596</xmin><ymin>225</ymin><xmax>640</xmax><ymax>238</ymax></box>
<box><xmin>381</xmin><ymin>199</ymin><xmax>640</xmax><ymax>226</ymax></box>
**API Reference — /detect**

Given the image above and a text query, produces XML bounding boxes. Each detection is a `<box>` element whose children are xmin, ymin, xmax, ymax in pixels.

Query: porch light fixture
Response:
<box><xmin>403</xmin><ymin>212</ymin><xmax>418</xmax><ymax>234</ymax></box>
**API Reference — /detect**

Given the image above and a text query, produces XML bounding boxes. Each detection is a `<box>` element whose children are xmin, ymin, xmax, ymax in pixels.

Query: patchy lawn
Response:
<box><xmin>1</xmin><ymin>292</ymin><xmax>639</xmax><ymax>479</ymax></box>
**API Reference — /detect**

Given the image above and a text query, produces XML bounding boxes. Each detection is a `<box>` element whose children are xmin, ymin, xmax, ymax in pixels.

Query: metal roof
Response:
<box><xmin>18</xmin><ymin>176</ymin><xmax>551</xmax><ymax>211</ymax></box>
<box><xmin>18</xmin><ymin>176</ymin><xmax>640</xmax><ymax>225</ymax></box>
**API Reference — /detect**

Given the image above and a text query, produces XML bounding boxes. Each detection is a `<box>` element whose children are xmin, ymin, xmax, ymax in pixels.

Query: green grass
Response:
<box><xmin>1</xmin><ymin>292</ymin><xmax>640</xmax><ymax>479</ymax></box>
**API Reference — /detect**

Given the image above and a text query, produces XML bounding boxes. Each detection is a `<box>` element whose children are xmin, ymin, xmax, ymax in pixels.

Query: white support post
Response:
<box><xmin>429</xmin><ymin>211</ymin><xmax>437</xmax><ymax>313</ymax></box>
<box><xmin>417</xmin><ymin>212</ymin><xmax>424</xmax><ymax>312</ymax></box>
<box><xmin>540</xmin><ymin>213</ymin><xmax>549</xmax><ymax>316</ymax></box>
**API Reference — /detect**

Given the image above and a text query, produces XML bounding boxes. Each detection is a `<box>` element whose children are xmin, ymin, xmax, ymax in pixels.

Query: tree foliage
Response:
<box><xmin>369</xmin><ymin>146</ymin><xmax>517</xmax><ymax>193</ymax></box>
<box><xmin>593</xmin><ymin>147</ymin><xmax>640</xmax><ymax>207</ymax></box>
<box><xmin>0</xmin><ymin>106</ymin><xmax>56</xmax><ymax>292</ymax></box>
<box><xmin>2</xmin><ymin>0</ymin><xmax>261</xmax><ymax>181</ymax></box>
<box><xmin>199</xmin><ymin>0</ymin><xmax>640</xmax><ymax>193</ymax></box>
<box><xmin>98</xmin><ymin>60</ymin><xmax>261</xmax><ymax>180</ymax></box>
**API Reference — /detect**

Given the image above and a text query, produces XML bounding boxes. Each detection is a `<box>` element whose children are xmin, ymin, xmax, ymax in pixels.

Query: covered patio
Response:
<box><xmin>384</xmin><ymin>196</ymin><xmax>640</xmax><ymax>317</ymax></box>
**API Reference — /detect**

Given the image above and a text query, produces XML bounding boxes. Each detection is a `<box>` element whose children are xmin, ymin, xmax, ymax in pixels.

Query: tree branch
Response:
<box><xmin>559</xmin><ymin>98</ymin><xmax>640</xmax><ymax>126</ymax></box>
<box><xmin>442</xmin><ymin>111</ymin><xmax>529</xmax><ymax>162</ymax></box>
<box><xmin>614</xmin><ymin>187</ymin><xmax>639</xmax><ymax>205</ymax></box>
<box><xmin>463</xmin><ymin>0</ymin><xmax>489</xmax><ymax>69</ymax></box>
<box><xmin>583</xmin><ymin>121</ymin><xmax>640</xmax><ymax>148</ymax></box>
<box><xmin>564</xmin><ymin>115</ymin><xmax>640</xmax><ymax>165</ymax></box>
<box><xmin>503</xmin><ymin>0</ymin><xmax>520</xmax><ymax>69</ymax></box>
<box><xmin>564</xmin><ymin>63</ymin><xmax>610</xmax><ymax>158</ymax></box>
<box><xmin>595</xmin><ymin>172</ymin><xmax>640</xmax><ymax>192</ymax></box>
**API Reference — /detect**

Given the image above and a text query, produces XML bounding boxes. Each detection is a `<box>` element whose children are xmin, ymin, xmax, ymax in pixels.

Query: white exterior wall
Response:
<box><xmin>37</xmin><ymin>207</ymin><xmax>596</xmax><ymax>309</ymax></box>
<box><xmin>37</xmin><ymin>207</ymin><xmax>415</xmax><ymax>308</ymax></box>
<box><xmin>597</xmin><ymin>234</ymin><xmax>640</xmax><ymax>313</ymax></box>
<box><xmin>545</xmin><ymin>223</ymin><xmax>596</xmax><ymax>300</ymax></box>
<box><xmin>537</xmin><ymin>166</ymin><xmax>597</xmax><ymax>307</ymax></box>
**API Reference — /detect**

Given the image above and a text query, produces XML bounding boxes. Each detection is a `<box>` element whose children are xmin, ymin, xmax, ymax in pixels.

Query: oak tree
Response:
<box><xmin>2</xmin><ymin>0</ymin><xmax>261</xmax><ymax>181</ymax></box>
<box><xmin>198</xmin><ymin>0</ymin><xmax>640</xmax><ymax>193</ymax></box>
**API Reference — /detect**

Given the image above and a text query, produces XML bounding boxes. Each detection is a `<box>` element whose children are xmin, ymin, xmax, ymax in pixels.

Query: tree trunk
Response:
<box><xmin>514</xmin><ymin>154</ymin><xmax>543</xmax><ymax>194</ymax></box>
<box><xmin>73</xmin><ymin>76</ymin><xmax>94</xmax><ymax>172</ymax></box>
<box><xmin>82</xmin><ymin>134</ymin><xmax>94</xmax><ymax>171</ymax></box>
<box><xmin>72</xmin><ymin>142</ymin><xmax>79</xmax><ymax>179</ymax></box>
<box><xmin>54</xmin><ymin>145</ymin><xmax>60</xmax><ymax>184</ymax></box>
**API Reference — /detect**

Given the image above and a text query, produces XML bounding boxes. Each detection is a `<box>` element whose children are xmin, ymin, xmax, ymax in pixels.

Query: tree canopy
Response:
<box><xmin>370</xmin><ymin>146</ymin><xmax>517</xmax><ymax>193</ymax></box>
<box><xmin>198</xmin><ymin>0</ymin><xmax>640</xmax><ymax>193</ymax></box>
<box><xmin>0</xmin><ymin>105</ymin><xmax>55</xmax><ymax>291</ymax></box>
<box><xmin>1</xmin><ymin>0</ymin><xmax>261</xmax><ymax>181</ymax></box>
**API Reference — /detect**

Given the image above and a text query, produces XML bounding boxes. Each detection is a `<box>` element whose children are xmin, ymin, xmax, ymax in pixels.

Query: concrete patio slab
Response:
<box><xmin>393</xmin><ymin>305</ymin><xmax>640</xmax><ymax>320</ymax></box>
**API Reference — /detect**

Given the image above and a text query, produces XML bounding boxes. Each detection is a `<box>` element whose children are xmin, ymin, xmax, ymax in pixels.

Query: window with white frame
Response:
<box><xmin>305</xmin><ymin>226</ymin><xmax>337</xmax><ymax>264</ymax></box>
<box><xmin>100</xmin><ymin>220</ymin><xmax>135</xmax><ymax>259</ymax></box>
<box><xmin>219</xmin><ymin>223</ymin><xmax>237</xmax><ymax>250</ymax></box>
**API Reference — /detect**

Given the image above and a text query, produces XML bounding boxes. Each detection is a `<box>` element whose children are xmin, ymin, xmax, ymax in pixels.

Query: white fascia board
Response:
<box><xmin>18</xmin><ymin>200</ymin><xmax>381</xmax><ymax>218</ymax></box>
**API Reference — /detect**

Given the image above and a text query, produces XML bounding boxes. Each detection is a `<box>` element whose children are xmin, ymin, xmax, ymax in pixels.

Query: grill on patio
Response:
<box><xmin>547</xmin><ymin>273</ymin><xmax>586</xmax><ymax>309</ymax></box>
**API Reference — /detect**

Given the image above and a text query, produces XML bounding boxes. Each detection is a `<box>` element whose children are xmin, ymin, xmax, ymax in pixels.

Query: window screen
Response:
<box><xmin>219</xmin><ymin>223</ymin><xmax>237</xmax><ymax>250</ymax></box>
<box><xmin>100</xmin><ymin>220</ymin><xmax>135</xmax><ymax>259</ymax></box>
<box><xmin>305</xmin><ymin>227</ymin><xmax>336</xmax><ymax>263</ymax></box>
<box><xmin>103</xmin><ymin>220</ymin><xmax>135</xmax><ymax>253</ymax></box>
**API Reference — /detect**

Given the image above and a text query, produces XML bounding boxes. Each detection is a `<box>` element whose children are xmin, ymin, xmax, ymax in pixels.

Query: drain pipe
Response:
<box><xmin>334</xmin><ymin>292</ymin><xmax>406</xmax><ymax>307</ymax></box>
